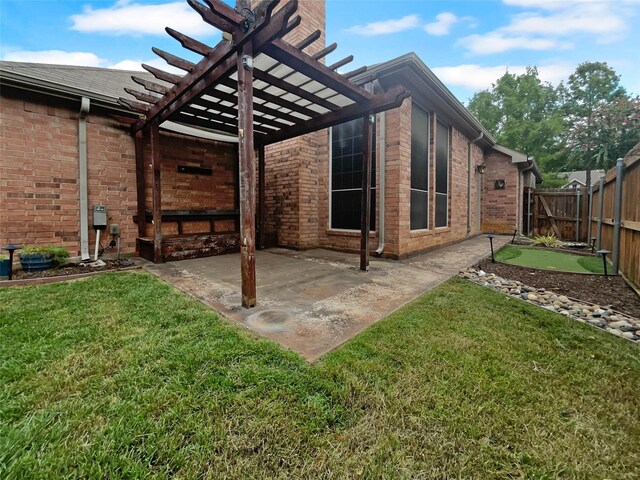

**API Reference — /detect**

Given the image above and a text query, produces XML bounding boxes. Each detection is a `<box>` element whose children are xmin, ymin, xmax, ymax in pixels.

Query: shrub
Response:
<box><xmin>532</xmin><ymin>235</ymin><xmax>561</xmax><ymax>248</ymax></box>
<box><xmin>20</xmin><ymin>246</ymin><xmax>70</xmax><ymax>266</ymax></box>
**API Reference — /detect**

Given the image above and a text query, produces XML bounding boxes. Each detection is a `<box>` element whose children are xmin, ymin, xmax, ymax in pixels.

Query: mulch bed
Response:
<box><xmin>476</xmin><ymin>259</ymin><xmax>640</xmax><ymax>318</ymax></box>
<box><xmin>10</xmin><ymin>260</ymin><xmax>136</xmax><ymax>281</ymax></box>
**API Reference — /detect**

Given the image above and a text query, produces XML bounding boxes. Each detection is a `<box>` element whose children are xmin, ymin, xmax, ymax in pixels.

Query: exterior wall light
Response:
<box><xmin>242</xmin><ymin>55</ymin><xmax>254</xmax><ymax>71</ymax></box>
<box><xmin>477</xmin><ymin>163</ymin><xmax>487</xmax><ymax>174</ymax></box>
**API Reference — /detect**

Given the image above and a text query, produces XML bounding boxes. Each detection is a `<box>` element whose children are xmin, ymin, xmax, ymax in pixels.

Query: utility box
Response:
<box><xmin>93</xmin><ymin>205</ymin><xmax>107</xmax><ymax>229</ymax></box>
<box><xmin>109</xmin><ymin>224</ymin><xmax>120</xmax><ymax>236</ymax></box>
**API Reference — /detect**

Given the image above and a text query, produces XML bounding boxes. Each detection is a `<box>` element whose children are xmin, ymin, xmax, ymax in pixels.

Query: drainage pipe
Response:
<box><xmin>78</xmin><ymin>97</ymin><xmax>91</xmax><ymax>261</ymax></box>
<box><xmin>612</xmin><ymin>158</ymin><xmax>624</xmax><ymax>273</ymax></box>
<box><xmin>596</xmin><ymin>175</ymin><xmax>605</xmax><ymax>250</ymax></box>
<box><xmin>375</xmin><ymin>110</ymin><xmax>386</xmax><ymax>255</ymax></box>
<box><xmin>467</xmin><ymin>132</ymin><xmax>484</xmax><ymax>235</ymax></box>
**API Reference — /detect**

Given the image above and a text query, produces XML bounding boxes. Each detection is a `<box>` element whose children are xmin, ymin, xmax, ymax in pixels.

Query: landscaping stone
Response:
<box><xmin>459</xmin><ymin>268</ymin><xmax>640</xmax><ymax>344</ymax></box>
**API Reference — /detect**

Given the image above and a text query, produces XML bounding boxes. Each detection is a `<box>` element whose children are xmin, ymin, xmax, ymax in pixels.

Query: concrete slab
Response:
<box><xmin>144</xmin><ymin>235</ymin><xmax>510</xmax><ymax>361</ymax></box>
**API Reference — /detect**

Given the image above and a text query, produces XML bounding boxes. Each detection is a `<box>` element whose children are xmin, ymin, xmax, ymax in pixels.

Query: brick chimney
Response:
<box><xmin>252</xmin><ymin>0</ymin><xmax>327</xmax><ymax>249</ymax></box>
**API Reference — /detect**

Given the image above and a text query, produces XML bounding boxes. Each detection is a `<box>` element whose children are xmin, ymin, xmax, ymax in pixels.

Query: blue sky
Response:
<box><xmin>1</xmin><ymin>0</ymin><xmax>639</xmax><ymax>103</ymax></box>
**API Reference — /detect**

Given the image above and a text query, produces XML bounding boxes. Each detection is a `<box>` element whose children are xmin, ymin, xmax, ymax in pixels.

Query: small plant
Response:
<box><xmin>0</xmin><ymin>254</ymin><xmax>8</xmax><ymax>261</ymax></box>
<box><xmin>20</xmin><ymin>245</ymin><xmax>70</xmax><ymax>266</ymax></box>
<box><xmin>532</xmin><ymin>235</ymin><xmax>561</xmax><ymax>248</ymax></box>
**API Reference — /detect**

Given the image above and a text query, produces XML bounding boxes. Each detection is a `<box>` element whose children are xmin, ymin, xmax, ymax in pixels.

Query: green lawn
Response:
<box><xmin>496</xmin><ymin>245</ymin><xmax>605</xmax><ymax>273</ymax></box>
<box><xmin>1</xmin><ymin>272</ymin><xmax>639</xmax><ymax>479</ymax></box>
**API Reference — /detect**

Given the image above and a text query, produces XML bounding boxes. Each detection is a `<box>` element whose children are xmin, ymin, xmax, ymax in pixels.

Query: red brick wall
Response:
<box><xmin>481</xmin><ymin>149</ymin><xmax>521</xmax><ymax>234</ymax></box>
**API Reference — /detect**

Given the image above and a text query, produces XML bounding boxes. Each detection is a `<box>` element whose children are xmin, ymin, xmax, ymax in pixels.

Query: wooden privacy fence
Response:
<box><xmin>523</xmin><ymin>187</ymin><xmax>589</xmax><ymax>242</ymax></box>
<box><xmin>590</xmin><ymin>142</ymin><xmax>640</xmax><ymax>288</ymax></box>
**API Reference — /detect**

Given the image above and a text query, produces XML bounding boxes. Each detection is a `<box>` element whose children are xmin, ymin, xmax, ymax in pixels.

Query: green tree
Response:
<box><xmin>468</xmin><ymin>67</ymin><xmax>565</xmax><ymax>170</ymax></box>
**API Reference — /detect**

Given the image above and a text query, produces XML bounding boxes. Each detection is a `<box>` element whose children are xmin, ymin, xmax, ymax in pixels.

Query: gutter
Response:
<box><xmin>375</xmin><ymin>109</ymin><xmax>386</xmax><ymax>255</ymax></box>
<box><xmin>79</xmin><ymin>97</ymin><xmax>91</xmax><ymax>261</ymax></box>
<box><xmin>467</xmin><ymin>132</ymin><xmax>483</xmax><ymax>235</ymax></box>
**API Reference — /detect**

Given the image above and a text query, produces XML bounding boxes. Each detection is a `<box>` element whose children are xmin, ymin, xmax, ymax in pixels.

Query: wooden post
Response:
<box><xmin>258</xmin><ymin>144</ymin><xmax>266</xmax><ymax>250</ymax></box>
<box><xmin>360</xmin><ymin>114</ymin><xmax>373</xmax><ymax>271</ymax></box>
<box><xmin>149</xmin><ymin>122</ymin><xmax>162</xmax><ymax>263</ymax></box>
<box><xmin>237</xmin><ymin>42</ymin><xmax>257</xmax><ymax>308</ymax></box>
<box><xmin>134</xmin><ymin>131</ymin><xmax>146</xmax><ymax>239</ymax></box>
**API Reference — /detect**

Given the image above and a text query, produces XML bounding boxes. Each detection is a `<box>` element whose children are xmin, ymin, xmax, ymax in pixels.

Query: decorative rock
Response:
<box><xmin>527</xmin><ymin>293</ymin><xmax>538</xmax><ymax>301</ymax></box>
<box><xmin>621</xmin><ymin>331</ymin><xmax>636</xmax><ymax>340</ymax></box>
<box><xmin>558</xmin><ymin>295</ymin><xmax>569</xmax><ymax>303</ymax></box>
<box><xmin>609</xmin><ymin>320</ymin><xmax>631</xmax><ymax>330</ymax></box>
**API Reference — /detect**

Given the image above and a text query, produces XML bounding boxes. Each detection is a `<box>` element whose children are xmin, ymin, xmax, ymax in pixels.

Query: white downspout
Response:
<box><xmin>375</xmin><ymin>110</ymin><xmax>386</xmax><ymax>255</ymax></box>
<box><xmin>467</xmin><ymin>132</ymin><xmax>483</xmax><ymax>235</ymax></box>
<box><xmin>79</xmin><ymin>97</ymin><xmax>91</xmax><ymax>261</ymax></box>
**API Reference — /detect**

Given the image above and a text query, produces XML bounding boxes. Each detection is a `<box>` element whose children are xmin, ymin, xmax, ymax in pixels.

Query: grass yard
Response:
<box><xmin>496</xmin><ymin>245</ymin><xmax>605</xmax><ymax>273</ymax></box>
<box><xmin>1</xmin><ymin>272</ymin><xmax>639</xmax><ymax>479</ymax></box>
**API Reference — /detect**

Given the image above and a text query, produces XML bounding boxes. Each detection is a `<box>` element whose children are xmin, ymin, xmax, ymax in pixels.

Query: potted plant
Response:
<box><xmin>19</xmin><ymin>246</ymin><xmax>70</xmax><ymax>272</ymax></box>
<box><xmin>0</xmin><ymin>254</ymin><xmax>10</xmax><ymax>278</ymax></box>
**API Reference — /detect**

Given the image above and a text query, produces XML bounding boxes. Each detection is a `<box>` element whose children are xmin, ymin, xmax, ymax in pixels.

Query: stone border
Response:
<box><xmin>459</xmin><ymin>268</ymin><xmax>640</xmax><ymax>344</ymax></box>
<box><xmin>0</xmin><ymin>266</ymin><xmax>140</xmax><ymax>288</ymax></box>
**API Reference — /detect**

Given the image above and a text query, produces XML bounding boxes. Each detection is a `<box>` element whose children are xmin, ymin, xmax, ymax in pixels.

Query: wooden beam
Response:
<box><xmin>258</xmin><ymin>144</ymin><xmax>266</xmax><ymax>249</ymax></box>
<box><xmin>118</xmin><ymin>97</ymin><xmax>148</xmax><ymax>113</ymax></box>
<box><xmin>124</xmin><ymin>88</ymin><xmax>161</xmax><ymax>105</ymax></box>
<box><xmin>360</xmin><ymin>114</ymin><xmax>373</xmax><ymax>271</ymax></box>
<box><xmin>142</xmin><ymin>63</ymin><xmax>182</xmax><ymax>84</ymax></box>
<box><xmin>187</xmin><ymin>0</ymin><xmax>240</xmax><ymax>33</ymax></box>
<box><xmin>172</xmin><ymin>111</ymin><xmax>268</xmax><ymax>138</ymax></box>
<box><xmin>133</xmin><ymin>0</ymin><xmax>294</xmax><ymax>132</ymax></box>
<box><xmin>134</xmin><ymin>131</ymin><xmax>146</xmax><ymax>239</ymax></box>
<box><xmin>165</xmin><ymin>27</ymin><xmax>212</xmax><ymax>56</ymax></box>
<box><xmin>132</xmin><ymin>76</ymin><xmax>168</xmax><ymax>95</ymax></box>
<box><xmin>265</xmin><ymin>39</ymin><xmax>371</xmax><ymax>103</ymax></box>
<box><xmin>343</xmin><ymin>66</ymin><xmax>367</xmax><ymax>79</ymax></box>
<box><xmin>311</xmin><ymin>43</ymin><xmax>337</xmax><ymax>61</ymax></box>
<box><xmin>252</xmin><ymin>69</ymin><xmax>339</xmax><ymax>111</ymax></box>
<box><xmin>260</xmin><ymin>84</ymin><xmax>409</xmax><ymax>145</ymax></box>
<box><xmin>328</xmin><ymin>55</ymin><xmax>353</xmax><ymax>71</ymax></box>
<box><xmin>203</xmin><ymin>0</ymin><xmax>244</xmax><ymax>25</ymax></box>
<box><xmin>237</xmin><ymin>43</ymin><xmax>257</xmax><ymax>308</ymax></box>
<box><xmin>152</xmin><ymin>47</ymin><xmax>195</xmax><ymax>72</ymax></box>
<box><xmin>191</xmin><ymin>96</ymin><xmax>286</xmax><ymax>130</ymax></box>
<box><xmin>149</xmin><ymin>122</ymin><xmax>163</xmax><ymax>263</ymax></box>
<box><xmin>294</xmin><ymin>29</ymin><xmax>321</xmax><ymax>50</ymax></box>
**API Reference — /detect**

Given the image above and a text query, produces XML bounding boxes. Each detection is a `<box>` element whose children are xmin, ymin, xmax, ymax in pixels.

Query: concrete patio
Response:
<box><xmin>145</xmin><ymin>234</ymin><xmax>510</xmax><ymax>361</ymax></box>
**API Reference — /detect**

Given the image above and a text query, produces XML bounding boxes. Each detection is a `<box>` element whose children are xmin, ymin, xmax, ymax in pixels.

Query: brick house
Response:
<box><xmin>0</xmin><ymin>0</ymin><xmax>540</xmax><ymax>264</ymax></box>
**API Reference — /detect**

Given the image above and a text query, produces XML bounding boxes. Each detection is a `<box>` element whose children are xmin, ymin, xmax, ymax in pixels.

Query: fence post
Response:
<box><xmin>612</xmin><ymin>158</ymin><xmax>624</xmax><ymax>273</ymax></box>
<box><xmin>575</xmin><ymin>189</ymin><xmax>581</xmax><ymax>242</ymax></box>
<box><xmin>596</xmin><ymin>175</ymin><xmax>605</xmax><ymax>250</ymax></box>
<box><xmin>587</xmin><ymin>184</ymin><xmax>594</xmax><ymax>245</ymax></box>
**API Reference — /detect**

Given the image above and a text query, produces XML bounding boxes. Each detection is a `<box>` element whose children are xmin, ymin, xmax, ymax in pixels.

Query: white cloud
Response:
<box><xmin>424</xmin><ymin>12</ymin><xmax>459</xmax><ymax>36</ymax></box>
<box><xmin>432</xmin><ymin>63</ymin><xmax>574</xmax><ymax>91</ymax></box>
<box><xmin>457</xmin><ymin>32</ymin><xmax>569</xmax><ymax>55</ymax></box>
<box><xmin>2</xmin><ymin>50</ymin><xmax>107</xmax><ymax>66</ymax></box>
<box><xmin>345</xmin><ymin>15</ymin><xmax>420</xmax><ymax>36</ymax></box>
<box><xmin>458</xmin><ymin>0</ymin><xmax>635</xmax><ymax>54</ymax></box>
<box><xmin>109</xmin><ymin>58</ymin><xmax>184</xmax><ymax>74</ymax></box>
<box><xmin>70</xmin><ymin>1</ymin><xmax>216</xmax><ymax>36</ymax></box>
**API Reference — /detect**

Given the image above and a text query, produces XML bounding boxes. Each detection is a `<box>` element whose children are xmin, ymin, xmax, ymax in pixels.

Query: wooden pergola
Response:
<box><xmin>120</xmin><ymin>0</ymin><xmax>409</xmax><ymax>308</ymax></box>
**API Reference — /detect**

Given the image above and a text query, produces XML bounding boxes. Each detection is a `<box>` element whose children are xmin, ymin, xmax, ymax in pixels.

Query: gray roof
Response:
<box><xmin>0</xmin><ymin>60</ymin><xmax>155</xmax><ymax>111</ymax></box>
<box><xmin>559</xmin><ymin>170</ymin><xmax>605</xmax><ymax>187</ymax></box>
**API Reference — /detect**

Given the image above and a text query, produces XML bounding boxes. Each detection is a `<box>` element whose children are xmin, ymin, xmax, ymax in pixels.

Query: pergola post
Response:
<box><xmin>134</xmin><ymin>131</ymin><xmax>146</xmax><ymax>238</ymax></box>
<box><xmin>237</xmin><ymin>42</ymin><xmax>257</xmax><ymax>308</ymax></box>
<box><xmin>258</xmin><ymin>144</ymin><xmax>266</xmax><ymax>250</ymax></box>
<box><xmin>360</xmin><ymin>113</ymin><xmax>373</xmax><ymax>271</ymax></box>
<box><xmin>149</xmin><ymin>122</ymin><xmax>162</xmax><ymax>263</ymax></box>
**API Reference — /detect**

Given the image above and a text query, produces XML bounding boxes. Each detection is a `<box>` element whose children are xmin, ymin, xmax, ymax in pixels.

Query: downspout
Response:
<box><xmin>78</xmin><ymin>97</ymin><xmax>91</xmax><ymax>261</ymax></box>
<box><xmin>375</xmin><ymin>110</ymin><xmax>386</xmax><ymax>255</ymax></box>
<box><xmin>467</xmin><ymin>132</ymin><xmax>483</xmax><ymax>235</ymax></box>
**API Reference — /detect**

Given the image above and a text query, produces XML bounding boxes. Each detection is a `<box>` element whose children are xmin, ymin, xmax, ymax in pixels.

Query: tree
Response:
<box><xmin>563</xmin><ymin>62</ymin><xmax>629</xmax><ymax>186</ymax></box>
<box><xmin>468</xmin><ymin>67</ymin><xmax>565</xmax><ymax>169</ymax></box>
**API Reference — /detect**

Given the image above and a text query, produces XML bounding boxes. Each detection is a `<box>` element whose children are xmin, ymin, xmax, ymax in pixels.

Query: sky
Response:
<box><xmin>1</xmin><ymin>0</ymin><xmax>639</xmax><ymax>103</ymax></box>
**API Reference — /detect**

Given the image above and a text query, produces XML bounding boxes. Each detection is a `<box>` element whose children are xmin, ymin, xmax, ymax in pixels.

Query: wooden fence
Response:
<box><xmin>590</xmin><ymin>142</ymin><xmax>640</xmax><ymax>287</ymax></box>
<box><xmin>524</xmin><ymin>187</ymin><xmax>589</xmax><ymax>242</ymax></box>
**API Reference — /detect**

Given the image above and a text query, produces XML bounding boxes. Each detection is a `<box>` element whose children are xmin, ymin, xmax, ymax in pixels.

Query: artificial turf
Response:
<box><xmin>495</xmin><ymin>245</ymin><xmax>605</xmax><ymax>273</ymax></box>
<box><xmin>1</xmin><ymin>272</ymin><xmax>638</xmax><ymax>479</ymax></box>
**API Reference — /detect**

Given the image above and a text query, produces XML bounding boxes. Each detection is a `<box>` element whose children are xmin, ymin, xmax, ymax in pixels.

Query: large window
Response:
<box><xmin>435</xmin><ymin>121</ymin><xmax>449</xmax><ymax>228</ymax></box>
<box><xmin>410</xmin><ymin>104</ymin><xmax>429</xmax><ymax>230</ymax></box>
<box><xmin>330</xmin><ymin>118</ymin><xmax>376</xmax><ymax>230</ymax></box>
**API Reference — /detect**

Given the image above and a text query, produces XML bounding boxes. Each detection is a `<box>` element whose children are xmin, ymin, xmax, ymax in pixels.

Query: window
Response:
<box><xmin>410</xmin><ymin>104</ymin><xmax>429</xmax><ymax>230</ymax></box>
<box><xmin>435</xmin><ymin>120</ymin><xmax>449</xmax><ymax>228</ymax></box>
<box><xmin>330</xmin><ymin>118</ymin><xmax>376</xmax><ymax>230</ymax></box>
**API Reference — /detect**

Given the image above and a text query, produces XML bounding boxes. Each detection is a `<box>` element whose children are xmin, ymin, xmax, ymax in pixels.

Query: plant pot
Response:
<box><xmin>19</xmin><ymin>253</ymin><xmax>54</xmax><ymax>272</ymax></box>
<box><xmin>0</xmin><ymin>259</ymin><xmax>10</xmax><ymax>277</ymax></box>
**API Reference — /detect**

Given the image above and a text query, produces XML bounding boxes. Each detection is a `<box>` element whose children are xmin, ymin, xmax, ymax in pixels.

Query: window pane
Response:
<box><xmin>410</xmin><ymin>189</ymin><xmax>428</xmax><ymax>230</ymax></box>
<box><xmin>411</xmin><ymin>105</ymin><xmax>429</xmax><ymax>191</ymax></box>
<box><xmin>331</xmin><ymin>190</ymin><xmax>376</xmax><ymax>230</ymax></box>
<box><xmin>436</xmin><ymin>121</ymin><xmax>448</xmax><ymax>195</ymax></box>
<box><xmin>435</xmin><ymin>192</ymin><xmax>447</xmax><ymax>228</ymax></box>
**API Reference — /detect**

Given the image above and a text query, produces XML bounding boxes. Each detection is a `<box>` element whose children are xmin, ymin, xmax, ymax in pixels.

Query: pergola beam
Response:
<box><xmin>294</xmin><ymin>29</ymin><xmax>321</xmax><ymax>51</ymax></box>
<box><xmin>152</xmin><ymin>47</ymin><xmax>195</xmax><ymax>72</ymax></box>
<box><xmin>132</xmin><ymin>76</ymin><xmax>169</xmax><ymax>95</ymax></box>
<box><xmin>166</xmin><ymin>27</ymin><xmax>212</xmax><ymax>56</ymax></box>
<box><xmin>125</xmin><ymin>88</ymin><xmax>161</xmax><ymax>105</ymax></box>
<box><xmin>188</xmin><ymin>0</ymin><xmax>241</xmax><ymax>33</ymax></box>
<box><xmin>252</xmin><ymin>69</ymin><xmax>338</xmax><ymax>111</ymax></box>
<box><xmin>142</xmin><ymin>63</ymin><xmax>183</xmax><ymax>84</ymax></box>
<box><xmin>311</xmin><ymin>43</ymin><xmax>337</xmax><ymax>61</ymax></box>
